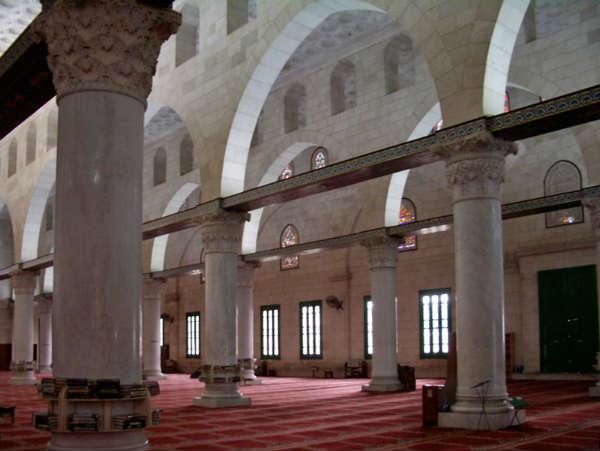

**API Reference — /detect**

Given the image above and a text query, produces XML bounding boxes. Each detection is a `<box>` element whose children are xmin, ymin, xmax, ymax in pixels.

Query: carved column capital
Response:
<box><xmin>143</xmin><ymin>277</ymin><xmax>167</xmax><ymax>302</ymax></box>
<box><xmin>199</xmin><ymin>210</ymin><xmax>249</xmax><ymax>255</ymax></box>
<box><xmin>439</xmin><ymin>132</ymin><xmax>516</xmax><ymax>201</ymax></box>
<box><xmin>583</xmin><ymin>197</ymin><xmax>600</xmax><ymax>238</ymax></box>
<box><xmin>11</xmin><ymin>271</ymin><xmax>37</xmax><ymax>295</ymax></box>
<box><xmin>35</xmin><ymin>0</ymin><xmax>180</xmax><ymax>102</ymax></box>
<box><xmin>362</xmin><ymin>236</ymin><xmax>400</xmax><ymax>269</ymax></box>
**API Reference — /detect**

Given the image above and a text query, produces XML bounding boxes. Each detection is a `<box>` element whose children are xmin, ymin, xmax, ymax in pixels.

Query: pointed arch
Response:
<box><xmin>384</xmin><ymin>33</ymin><xmax>415</xmax><ymax>94</ymax></box>
<box><xmin>544</xmin><ymin>160</ymin><xmax>584</xmax><ymax>228</ymax></box>
<box><xmin>284</xmin><ymin>83</ymin><xmax>307</xmax><ymax>133</ymax></box>
<box><xmin>26</xmin><ymin>123</ymin><xmax>37</xmax><ymax>165</ymax></box>
<box><xmin>280</xmin><ymin>224</ymin><xmax>299</xmax><ymax>270</ymax></box>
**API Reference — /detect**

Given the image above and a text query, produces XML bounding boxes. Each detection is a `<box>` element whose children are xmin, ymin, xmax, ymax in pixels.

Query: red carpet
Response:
<box><xmin>1</xmin><ymin>372</ymin><xmax>600</xmax><ymax>450</ymax></box>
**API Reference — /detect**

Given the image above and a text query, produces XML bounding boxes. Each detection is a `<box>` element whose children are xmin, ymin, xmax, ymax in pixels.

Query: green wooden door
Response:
<box><xmin>539</xmin><ymin>265</ymin><xmax>599</xmax><ymax>373</ymax></box>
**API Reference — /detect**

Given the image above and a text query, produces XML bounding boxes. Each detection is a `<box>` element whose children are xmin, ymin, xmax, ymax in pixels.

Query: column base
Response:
<box><xmin>438</xmin><ymin>407</ymin><xmax>525</xmax><ymax>430</ymax></box>
<box><xmin>38</xmin><ymin>365</ymin><xmax>52</xmax><ymax>373</ymax></box>
<box><xmin>9</xmin><ymin>370</ymin><xmax>36</xmax><ymax>385</ymax></box>
<box><xmin>361</xmin><ymin>377</ymin><xmax>402</xmax><ymax>393</ymax></box>
<box><xmin>193</xmin><ymin>382</ymin><xmax>251</xmax><ymax>408</ymax></box>
<box><xmin>242</xmin><ymin>370</ymin><xmax>260</xmax><ymax>385</ymax></box>
<box><xmin>48</xmin><ymin>431</ymin><xmax>148</xmax><ymax>451</ymax></box>
<box><xmin>143</xmin><ymin>372</ymin><xmax>166</xmax><ymax>381</ymax></box>
<box><xmin>589</xmin><ymin>384</ymin><xmax>600</xmax><ymax>397</ymax></box>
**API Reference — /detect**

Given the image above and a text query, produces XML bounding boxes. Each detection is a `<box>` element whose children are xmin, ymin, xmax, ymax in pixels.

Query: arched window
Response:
<box><xmin>153</xmin><ymin>148</ymin><xmax>167</xmax><ymax>186</ymax></box>
<box><xmin>26</xmin><ymin>123</ymin><xmax>36</xmax><ymax>165</ymax></box>
<box><xmin>284</xmin><ymin>83</ymin><xmax>306</xmax><ymax>133</ymax></box>
<box><xmin>227</xmin><ymin>0</ymin><xmax>257</xmax><ymax>34</ymax></box>
<box><xmin>330</xmin><ymin>60</ymin><xmax>356</xmax><ymax>115</ymax></box>
<box><xmin>280</xmin><ymin>224</ymin><xmax>299</xmax><ymax>270</ymax></box>
<box><xmin>384</xmin><ymin>34</ymin><xmax>415</xmax><ymax>94</ymax></box>
<box><xmin>47</xmin><ymin>110</ymin><xmax>57</xmax><ymax>150</ymax></box>
<box><xmin>179</xmin><ymin>135</ymin><xmax>194</xmax><ymax>175</ymax></box>
<box><xmin>544</xmin><ymin>160</ymin><xmax>583</xmax><ymax>227</ymax></box>
<box><xmin>279</xmin><ymin>163</ymin><xmax>293</xmax><ymax>180</ymax></box>
<box><xmin>311</xmin><ymin>147</ymin><xmax>328</xmax><ymax>170</ymax></box>
<box><xmin>398</xmin><ymin>197</ymin><xmax>417</xmax><ymax>251</ymax></box>
<box><xmin>176</xmin><ymin>3</ymin><xmax>199</xmax><ymax>67</ymax></box>
<box><xmin>251</xmin><ymin>110</ymin><xmax>263</xmax><ymax>148</ymax></box>
<box><xmin>430</xmin><ymin>119</ymin><xmax>443</xmax><ymax>135</ymax></box>
<box><xmin>8</xmin><ymin>139</ymin><xmax>17</xmax><ymax>177</ymax></box>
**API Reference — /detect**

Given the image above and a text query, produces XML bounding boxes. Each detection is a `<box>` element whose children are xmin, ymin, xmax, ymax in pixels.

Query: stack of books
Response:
<box><xmin>53</xmin><ymin>378</ymin><xmax>67</xmax><ymax>395</ymax></box>
<box><xmin>65</xmin><ymin>379</ymin><xmax>91</xmax><ymax>399</ymax></box>
<box><xmin>120</xmin><ymin>384</ymin><xmax>146</xmax><ymax>399</ymax></box>
<box><xmin>144</xmin><ymin>381</ymin><xmax>160</xmax><ymax>396</ymax></box>
<box><xmin>32</xmin><ymin>412</ymin><xmax>49</xmax><ymax>430</ymax></box>
<box><xmin>68</xmin><ymin>413</ymin><xmax>99</xmax><ymax>432</ymax></box>
<box><xmin>96</xmin><ymin>379</ymin><xmax>121</xmax><ymax>399</ymax></box>
<box><xmin>40</xmin><ymin>378</ymin><xmax>56</xmax><ymax>397</ymax></box>
<box><xmin>49</xmin><ymin>415</ymin><xmax>59</xmax><ymax>431</ymax></box>
<box><xmin>151</xmin><ymin>409</ymin><xmax>161</xmax><ymax>426</ymax></box>
<box><xmin>111</xmin><ymin>414</ymin><xmax>146</xmax><ymax>430</ymax></box>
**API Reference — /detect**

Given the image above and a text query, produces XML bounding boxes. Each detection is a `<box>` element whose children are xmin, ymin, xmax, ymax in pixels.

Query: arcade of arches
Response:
<box><xmin>0</xmin><ymin>0</ymin><xmax>600</xmax><ymax>450</ymax></box>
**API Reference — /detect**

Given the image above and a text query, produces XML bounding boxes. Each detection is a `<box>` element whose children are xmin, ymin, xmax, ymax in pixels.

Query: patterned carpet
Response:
<box><xmin>1</xmin><ymin>372</ymin><xmax>600</xmax><ymax>450</ymax></box>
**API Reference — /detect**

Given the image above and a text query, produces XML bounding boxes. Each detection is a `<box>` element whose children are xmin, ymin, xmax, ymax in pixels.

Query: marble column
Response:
<box><xmin>193</xmin><ymin>210</ymin><xmax>251</xmax><ymax>408</ymax></box>
<box><xmin>361</xmin><ymin>236</ymin><xmax>402</xmax><ymax>393</ymax></box>
<box><xmin>583</xmin><ymin>197</ymin><xmax>600</xmax><ymax>396</ymax></box>
<box><xmin>38</xmin><ymin>297</ymin><xmax>53</xmax><ymax>373</ymax></box>
<box><xmin>9</xmin><ymin>271</ymin><xmax>37</xmax><ymax>385</ymax></box>
<box><xmin>142</xmin><ymin>278</ymin><xmax>166</xmax><ymax>380</ymax></box>
<box><xmin>437</xmin><ymin>132</ymin><xmax>521</xmax><ymax>430</ymax></box>
<box><xmin>36</xmin><ymin>2</ymin><xmax>179</xmax><ymax>450</ymax></box>
<box><xmin>237</xmin><ymin>262</ymin><xmax>259</xmax><ymax>384</ymax></box>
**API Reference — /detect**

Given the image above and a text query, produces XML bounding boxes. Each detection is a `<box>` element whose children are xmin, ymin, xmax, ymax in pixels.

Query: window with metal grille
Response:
<box><xmin>300</xmin><ymin>301</ymin><xmax>322</xmax><ymax>359</ymax></box>
<box><xmin>186</xmin><ymin>312</ymin><xmax>200</xmax><ymax>358</ymax></box>
<box><xmin>260</xmin><ymin>305</ymin><xmax>280</xmax><ymax>359</ymax></box>
<box><xmin>420</xmin><ymin>289</ymin><xmax>451</xmax><ymax>359</ymax></box>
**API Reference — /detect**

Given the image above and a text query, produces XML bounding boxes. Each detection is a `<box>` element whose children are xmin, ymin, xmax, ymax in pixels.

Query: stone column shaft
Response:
<box><xmin>38</xmin><ymin>298</ymin><xmax>52</xmax><ymax>372</ymax></box>
<box><xmin>143</xmin><ymin>278</ymin><xmax>166</xmax><ymax>380</ymax></box>
<box><xmin>237</xmin><ymin>263</ymin><xmax>259</xmax><ymax>383</ymax></box>
<box><xmin>10</xmin><ymin>272</ymin><xmax>37</xmax><ymax>385</ymax></box>
<box><xmin>36</xmin><ymin>2</ymin><xmax>179</xmax><ymax>450</ymax></box>
<box><xmin>193</xmin><ymin>209</ymin><xmax>251</xmax><ymax>408</ymax></box>
<box><xmin>362</xmin><ymin>236</ymin><xmax>402</xmax><ymax>393</ymax></box>
<box><xmin>439</xmin><ymin>132</ymin><xmax>518</xmax><ymax>430</ymax></box>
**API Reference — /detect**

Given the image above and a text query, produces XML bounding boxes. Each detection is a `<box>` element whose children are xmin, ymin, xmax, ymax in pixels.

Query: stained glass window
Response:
<box><xmin>280</xmin><ymin>224</ymin><xmax>299</xmax><ymax>270</ymax></box>
<box><xmin>311</xmin><ymin>147</ymin><xmax>328</xmax><ymax>170</ymax></box>
<box><xmin>544</xmin><ymin>160</ymin><xmax>583</xmax><ymax>228</ymax></box>
<box><xmin>398</xmin><ymin>198</ymin><xmax>417</xmax><ymax>251</ymax></box>
<box><xmin>186</xmin><ymin>312</ymin><xmax>200</xmax><ymax>358</ymax></box>
<box><xmin>260</xmin><ymin>305</ymin><xmax>280</xmax><ymax>359</ymax></box>
<box><xmin>300</xmin><ymin>301</ymin><xmax>322</xmax><ymax>359</ymax></box>
<box><xmin>420</xmin><ymin>289</ymin><xmax>451</xmax><ymax>359</ymax></box>
<box><xmin>364</xmin><ymin>296</ymin><xmax>373</xmax><ymax>359</ymax></box>
<box><xmin>279</xmin><ymin>164</ymin><xmax>293</xmax><ymax>180</ymax></box>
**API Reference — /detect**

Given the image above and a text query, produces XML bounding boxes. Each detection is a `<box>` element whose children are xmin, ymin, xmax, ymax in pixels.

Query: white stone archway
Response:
<box><xmin>221</xmin><ymin>0</ymin><xmax>385</xmax><ymax>197</ymax></box>
<box><xmin>384</xmin><ymin>102</ymin><xmax>441</xmax><ymax>227</ymax></box>
<box><xmin>21</xmin><ymin>158</ymin><xmax>56</xmax><ymax>262</ymax></box>
<box><xmin>483</xmin><ymin>0</ymin><xmax>531</xmax><ymax>115</ymax></box>
<box><xmin>241</xmin><ymin>142</ymin><xmax>321</xmax><ymax>254</ymax></box>
<box><xmin>150</xmin><ymin>182</ymin><xmax>199</xmax><ymax>271</ymax></box>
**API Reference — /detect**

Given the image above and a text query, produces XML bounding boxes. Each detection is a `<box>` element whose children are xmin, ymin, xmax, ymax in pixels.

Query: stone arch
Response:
<box><xmin>330</xmin><ymin>59</ymin><xmax>356</xmax><ymax>115</ymax></box>
<box><xmin>384</xmin><ymin>33</ymin><xmax>415</xmax><ymax>94</ymax></box>
<box><xmin>483</xmin><ymin>0</ymin><xmax>531</xmax><ymax>115</ymax></box>
<box><xmin>175</xmin><ymin>2</ymin><xmax>199</xmax><ymax>67</ymax></box>
<box><xmin>284</xmin><ymin>83</ymin><xmax>307</xmax><ymax>133</ymax></box>
<box><xmin>242</xmin><ymin>142</ymin><xmax>324</xmax><ymax>254</ymax></box>
<box><xmin>26</xmin><ymin>123</ymin><xmax>37</xmax><ymax>165</ymax></box>
<box><xmin>150</xmin><ymin>182</ymin><xmax>199</xmax><ymax>272</ymax></box>
<box><xmin>21</xmin><ymin>158</ymin><xmax>56</xmax><ymax>261</ymax></box>
<box><xmin>0</xmin><ymin>198</ymin><xmax>15</xmax><ymax>299</ymax></box>
<box><xmin>384</xmin><ymin>102</ymin><xmax>441</xmax><ymax>226</ymax></box>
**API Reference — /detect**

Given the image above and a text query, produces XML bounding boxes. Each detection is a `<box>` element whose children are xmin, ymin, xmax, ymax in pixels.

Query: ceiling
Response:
<box><xmin>0</xmin><ymin>0</ymin><xmax>40</xmax><ymax>57</ymax></box>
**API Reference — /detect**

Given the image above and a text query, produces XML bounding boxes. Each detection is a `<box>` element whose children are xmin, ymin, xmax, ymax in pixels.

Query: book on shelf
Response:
<box><xmin>144</xmin><ymin>380</ymin><xmax>160</xmax><ymax>396</ymax></box>
<box><xmin>68</xmin><ymin>413</ymin><xmax>100</xmax><ymax>432</ymax></box>
<box><xmin>96</xmin><ymin>379</ymin><xmax>121</xmax><ymax>398</ymax></box>
<box><xmin>119</xmin><ymin>384</ymin><xmax>147</xmax><ymax>399</ymax></box>
<box><xmin>65</xmin><ymin>378</ymin><xmax>93</xmax><ymax>399</ymax></box>
<box><xmin>112</xmin><ymin>414</ymin><xmax>147</xmax><ymax>430</ymax></box>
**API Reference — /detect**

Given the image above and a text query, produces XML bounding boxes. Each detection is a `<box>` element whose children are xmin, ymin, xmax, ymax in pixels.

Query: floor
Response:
<box><xmin>1</xmin><ymin>373</ymin><xmax>600</xmax><ymax>450</ymax></box>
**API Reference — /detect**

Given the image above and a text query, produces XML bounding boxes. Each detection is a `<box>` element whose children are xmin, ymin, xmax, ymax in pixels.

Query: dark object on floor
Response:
<box><xmin>0</xmin><ymin>406</ymin><xmax>15</xmax><ymax>424</ymax></box>
<box><xmin>397</xmin><ymin>365</ymin><xmax>416</xmax><ymax>391</ymax></box>
<box><xmin>345</xmin><ymin>359</ymin><xmax>367</xmax><ymax>378</ymax></box>
<box><xmin>423</xmin><ymin>384</ymin><xmax>443</xmax><ymax>426</ymax></box>
<box><xmin>190</xmin><ymin>369</ymin><xmax>201</xmax><ymax>378</ymax></box>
